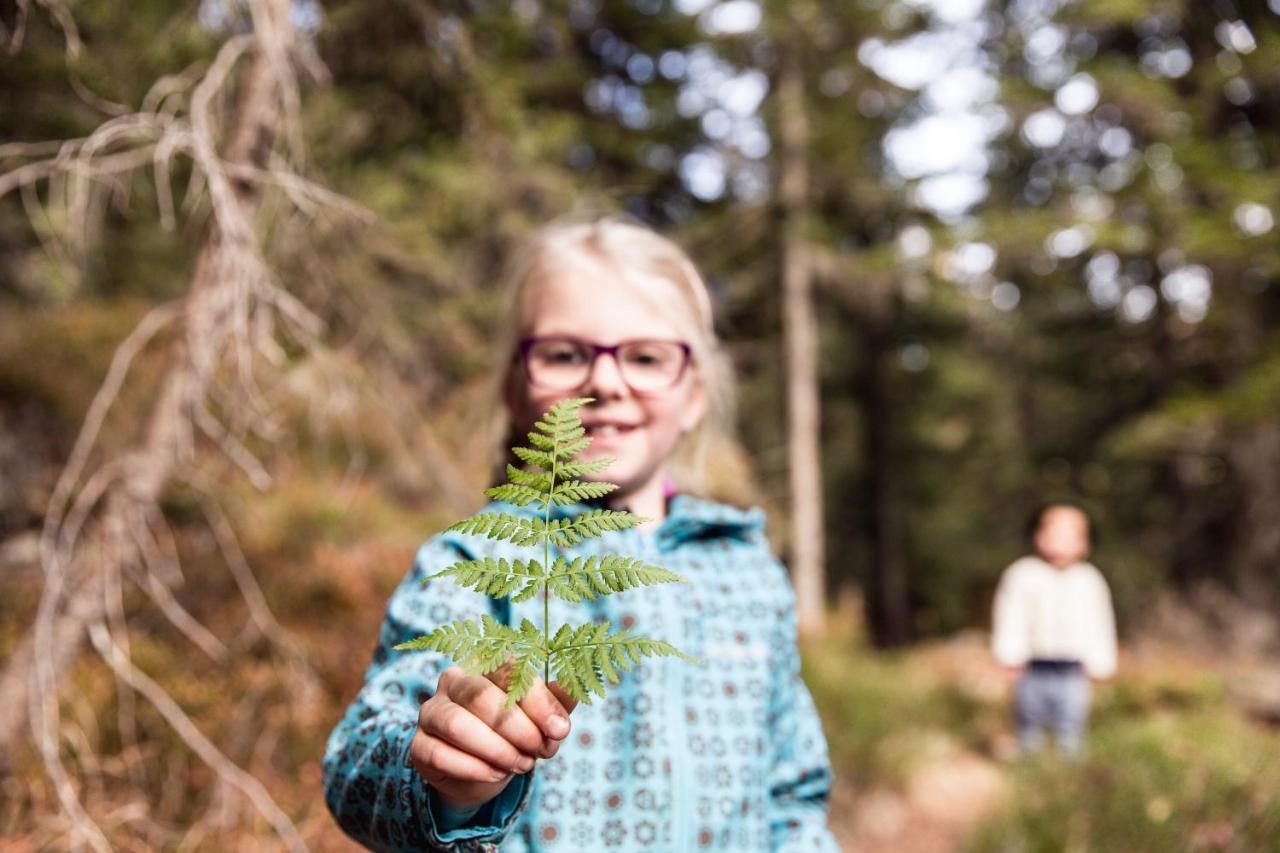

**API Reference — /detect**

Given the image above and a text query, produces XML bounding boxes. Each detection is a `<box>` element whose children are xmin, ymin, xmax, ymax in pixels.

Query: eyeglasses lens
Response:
<box><xmin>526</xmin><ymin>339</ymin><xmax>686</xmax><ymax>392</ymax></box>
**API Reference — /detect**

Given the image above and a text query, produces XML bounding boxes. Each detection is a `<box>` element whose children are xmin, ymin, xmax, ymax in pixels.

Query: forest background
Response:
<box><xmin>2</xmin><ymin>0</ymin><xmax>1279</xmax><ymax>849</ymax></box>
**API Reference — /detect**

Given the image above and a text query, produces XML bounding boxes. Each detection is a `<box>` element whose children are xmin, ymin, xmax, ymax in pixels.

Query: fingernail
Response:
<box><xmin>547</xmin><ymin>715</ymin><xmax>569</xmax><ymax>739</ymax></box>
<box><xmin>516</xmin><ymin>756</ymin><xmax>535</xmax><ymax>773</ymax></box>
<box><xmin>541</xmin><ymin>739</ymin><xmax>559</xmax><ymax>759</ymax></box>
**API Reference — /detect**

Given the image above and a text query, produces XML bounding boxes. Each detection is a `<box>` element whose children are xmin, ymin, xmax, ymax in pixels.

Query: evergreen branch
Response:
<box><xmin>445</xmin><ymin>513</ymin><xmax>544</xmax><ymax>546</ymax></box>
<box><xmin>550</xmin><ymin>479</ymin><xmax>617</xmax><ymax>505</ymax></box>
<box><xmin>545</xmin><ymin>555</ymin><xmax>688</xmax><ymax>602</ymax></box>
<box><xmin>425</xmin><ymin>557</ymin><xmax>543</xmax><ymax>598</ymax></box>
<box><xmin>548</xmin><ymin>621</ymin><xmax>697</xmax><ymax>704</ymax></box>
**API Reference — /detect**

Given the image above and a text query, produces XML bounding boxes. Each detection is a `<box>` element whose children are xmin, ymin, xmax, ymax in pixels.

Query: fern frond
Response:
<box><xmin>392</xmin><ymin>614</ymin><xmax>516</xmax><ymax>672</ymax></box>
<box><xmin>397</xmin><ymin>396</ymin><xmax>697</xmax><ymax>706</ymax></box>
<box><xmin>483</xmin><ymin>483</ymin><xmax>546</xmax><ymax>507</ymax></box>
<box><xmin>555</xmin><ymin>457</ymin><xmax>613</xmax><ymax>478</ymax></box>
<box><xmin>512</xmin><ymin>446</ymin><xmax>554</xmax><ymax>469</ymax></box>
<box><xmin>550</xmin><ymin>479</ymin><xmax>617</xmax><ymax>505</ymax></box>
<box><xmin>545</xmin><ymin>555</ymin><xmax>688</xmax><ymax>602</ymax></box>
<box><xmin>543</xmin><ymin>509</ymin><xmax>645</xmax><ymax>547</ymax></box>
<box><xmin>548</xmin><ymin>621</ymin><xmax>698</xmax><ymax>704</ymax></box>
<box><xmin>501</xmin><ymin>619</ymin><xmax>548</xmax><ymax>706</ymax></box>
<box><xmin>558</xmin><ymin>435</ymin><xmax>592</xmax><ymax>459</ymax></box>
<box><xmin>505</xmin><ymin>464</ymin><xmax>553</xmax><ymax>491</ymax></box>
<box><xmin>426</xmin><ymin>557</ymin><xmax>543</xmax><ymax>598</ymax></box>
<box><xmin>527</xmin><ymin>398</ymin><xmax>595</xmax><ymax>461</ymax></box>
<box><xmin>446</xmin><ymin>513</ymin><xmax>544</xmax><ymax>546</ymax></box>
<box><xmin>527</xmin><ymin>431</ymin><xmax>556</xmax><ymax>451</ymax></box>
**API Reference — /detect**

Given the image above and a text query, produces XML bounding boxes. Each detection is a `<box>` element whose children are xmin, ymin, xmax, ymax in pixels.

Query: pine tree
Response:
<box><xmin>395</xmin><ymin>397</ymin><xmax>695</xmax><ymax>706</ymax></box>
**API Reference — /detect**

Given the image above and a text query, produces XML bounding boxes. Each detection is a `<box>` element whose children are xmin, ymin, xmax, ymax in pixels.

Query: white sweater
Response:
<box><xmin>991</xmin><ymin>556</ymin><xmax>1118</xmax><ymax>679</ymax></box>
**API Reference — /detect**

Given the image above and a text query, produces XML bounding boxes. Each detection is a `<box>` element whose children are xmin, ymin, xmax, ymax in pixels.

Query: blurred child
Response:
<box><xmin>322</xmin><ymin>217</ymin><xmax>838</xmax><ymax>851</ymax></box>
<box><xmin>992</xmin><ymin>502</ymin><xmax>1117</xmax><ymax>756</ymax></box>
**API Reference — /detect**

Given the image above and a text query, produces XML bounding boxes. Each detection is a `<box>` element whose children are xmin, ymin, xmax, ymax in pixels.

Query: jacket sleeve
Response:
<box><xmin>991</xmin><ymin>560</ymin><xmax>1031</xmax><ymax>668</ymax></box>
<box><xmin>1082</xmin><ymin>566</ymin><xmax>1118</xmax><ymax>679</ymax></box>
<box><xmin>764</xmin><ymin>558</ymin><xmax>841</xmax><ymax>853</ymax></box>
<box><xmin>322</xmin><ymin>537</ymin><xmax>534</xmax><ymax>852</ymax></box>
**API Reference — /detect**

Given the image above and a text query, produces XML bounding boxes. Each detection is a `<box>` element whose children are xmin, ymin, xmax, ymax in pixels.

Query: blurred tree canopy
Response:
<box><xmin>2</xmin><ymin>0</ymin><xmax>1279</xmax><ymax>649</ymax></box>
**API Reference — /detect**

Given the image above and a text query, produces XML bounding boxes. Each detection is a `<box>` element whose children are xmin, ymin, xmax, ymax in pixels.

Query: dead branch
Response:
<box><xmin>0</xmin><ymin>0</ymin><xmax>353</xmax><ymax>848</ymax></box>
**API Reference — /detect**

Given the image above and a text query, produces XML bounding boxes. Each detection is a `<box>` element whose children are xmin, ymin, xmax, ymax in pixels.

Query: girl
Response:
<box><xmin>991</xmin><ymin>502</ymin><xmax>1117</xmax><ymax>756</ymax></box>
<box><xmin>323</xmin><ymin>217</ymin><xmax>838</xmax><ymax>851</ymax></box>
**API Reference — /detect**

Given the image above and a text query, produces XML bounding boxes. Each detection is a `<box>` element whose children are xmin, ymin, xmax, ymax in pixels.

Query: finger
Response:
<box><xmin>411</xmin><ymin>732</ymin><xmax>512</xmax><ymax>785</ymax></box>
<box><xmin>515</xmin><ymin>679</ymin><xmax>573</xmax><ymax>743</ymax></box>
<box><xmin>446</xmin><ymin>672</ymin><xmax>545</xmax><ymax>757</ymax></box>
<box><xmin>424</xmin><ymin>701</ymin><xmax>536</xmax><ymax>775</ymax></box>
<box><xmin>547</xmin><ymin>681</ymin><xmax>579</xmax><ymax>717</ymax></box>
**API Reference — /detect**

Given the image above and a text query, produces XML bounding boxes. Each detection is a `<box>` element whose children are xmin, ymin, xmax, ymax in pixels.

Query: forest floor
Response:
<box><xmin>2</xmin><ymin>476</ymin><xmax>1280</xmax><ymax>850</ymax></box>
<box><xmin>809</xmin><ymin>618</ymin><xmax>1280</xmax><ymax>852</ymax></box>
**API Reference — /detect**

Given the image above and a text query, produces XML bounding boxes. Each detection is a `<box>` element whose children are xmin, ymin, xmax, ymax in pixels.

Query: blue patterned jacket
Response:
<box><xmin>323</xmin><ymin>494</ymin><xmax>838</xmax><ymax>852</ymax></box>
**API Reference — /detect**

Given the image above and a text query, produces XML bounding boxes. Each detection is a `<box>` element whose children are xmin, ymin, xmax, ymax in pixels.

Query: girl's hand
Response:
<box><xmin>410</xmin><ymin>665</ymin><xmax>578</xmax><ymax>810</ymax></box>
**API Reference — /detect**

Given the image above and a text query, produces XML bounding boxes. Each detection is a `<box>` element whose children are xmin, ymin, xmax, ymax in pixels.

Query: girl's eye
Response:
<box><xmin>533</xmin><ymin>342</ymin><xmax>587</xmax><ymax>364</ymax></box>
<box><xmin>622</xmin><ymin>343</ymin><xmax>675</xmax><ymax>368</ymax></box>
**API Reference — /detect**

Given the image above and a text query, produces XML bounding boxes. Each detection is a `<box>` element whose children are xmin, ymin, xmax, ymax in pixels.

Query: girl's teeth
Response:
<box><xmin>587</xmin><ymin>424</ymin><xmax>631</xmax><ymax>437</ymax></box>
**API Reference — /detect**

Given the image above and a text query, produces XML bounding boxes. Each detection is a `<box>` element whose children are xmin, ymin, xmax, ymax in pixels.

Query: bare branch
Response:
<box><xmin>86</xmin><ymin>623</ymin><xmax>305</xmax><ymax>852</ymax></box>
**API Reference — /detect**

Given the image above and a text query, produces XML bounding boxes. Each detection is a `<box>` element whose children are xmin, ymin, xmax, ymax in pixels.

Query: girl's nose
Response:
<box><xmin>583</xmin><ymin>350</ymin><xmax>628</xmax><ymax>399</ymax></box>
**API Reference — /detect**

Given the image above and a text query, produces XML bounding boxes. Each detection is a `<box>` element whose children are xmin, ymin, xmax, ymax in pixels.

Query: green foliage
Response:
<box><xmin>395</xmin><ymin>398</ymin><xmax>695</xmax><ymax>706</ymax></box>
<box><xmin>547</xmin><ymin>622</ymin><xmax>689</xmax><ymax>703</ymax></box>
<box><xmin>969</xmin><ymin>707</ymin><xmax>1280</xmax><ymax>852</ymax></box>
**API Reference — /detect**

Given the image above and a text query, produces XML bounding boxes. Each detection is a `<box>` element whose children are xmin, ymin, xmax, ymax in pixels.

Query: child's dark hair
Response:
<box><xmin>1024</xmin><ymin>500</ymin><xmax>1097</xmax><ymax>548</ymax></box>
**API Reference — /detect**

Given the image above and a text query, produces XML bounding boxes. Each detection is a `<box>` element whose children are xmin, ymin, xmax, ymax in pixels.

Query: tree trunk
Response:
<box><xmin>861</xmin><ymin>302</ymin><xmax>912</xmax><ymax>647</ymax></box>
<box><xmin>0</xmin><ymin>2</ymin><xmax>291</xmax><ymax>764</ymax></box>
<box><xmin>777</xmin><ymin>41</ymin><xmax>826</xmax><ymax>639</ymax></box>
<box><xmin>1227</xmin><ymin>424</ymin><xmax>1280</xmax><ymax>607</ymax></box>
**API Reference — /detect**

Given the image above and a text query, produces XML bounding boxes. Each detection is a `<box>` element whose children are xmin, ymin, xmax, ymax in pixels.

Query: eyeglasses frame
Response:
<box><xmin>516</xmin><ymin>335</ymin><xmax>694</xmax><ymax>395</ymax></box>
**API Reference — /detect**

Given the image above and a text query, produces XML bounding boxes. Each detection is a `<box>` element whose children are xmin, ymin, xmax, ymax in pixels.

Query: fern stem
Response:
<box><xmin>543</xmin><ymin>428</ymin><xmax>557</xmax><ymax>685</ymax></box>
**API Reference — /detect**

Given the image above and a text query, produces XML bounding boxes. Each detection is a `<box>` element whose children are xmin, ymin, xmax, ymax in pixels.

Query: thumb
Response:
<box><xmin>547</xmin><ymin>681</ymin><xmax>579</xmax><ymax>716</ymax></box>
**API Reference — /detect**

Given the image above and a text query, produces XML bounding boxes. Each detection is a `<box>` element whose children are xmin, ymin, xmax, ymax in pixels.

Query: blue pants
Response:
<box><xmin>1015</xmin><ymin>665</ymin><xmax>1091</xmax><ymax>756</ymax></box>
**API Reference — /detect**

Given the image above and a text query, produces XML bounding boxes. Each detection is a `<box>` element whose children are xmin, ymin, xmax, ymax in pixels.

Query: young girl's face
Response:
<box><xmin>1033</xmin><ymin>506</ymin><xmax>1090</xmax><ymax>568</ymax></box>
<box><xmin>507</xmin><ymin>252</ymin><xmax>707</xmax><ymax>500</ymax></box>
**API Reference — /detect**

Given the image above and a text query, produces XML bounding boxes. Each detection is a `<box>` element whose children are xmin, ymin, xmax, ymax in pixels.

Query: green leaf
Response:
<box><xmin>529</xmin><ymin>397</ymin><xmax>595</xmax><ymax>461</ymax></box>
<box><xmin>545</xmin><ymin>555</ymin><xmax>687</xmax><ymax>602</ymax></box>
<box><xmin>393</xmin><ymin>615</ymin><xmax>521</xmax><ymax>676</ymax></box>
<box><xmin>527</xmin><ymin>431</ymin><xmax>556</xmax><ymax>451</ymax></box>
<box><xmin>446</xmin><ymin>513</ymin><xmax>544</xmax><ymax>546</ymax></box>
<box><xmin>548</xmin><ymin>621</ymin><xmax>697</xmax><ymax>704</ymax></box>
<box><xmin>512</xmin><ymin>446</ymin><xmax>554</xmax><ymax>469</ymax></box>
<box><xmin>558</xmin><ymin>435</ymin><xmax>592</xmax><ymax>458</ymax></box>
<box><xmin>555</xmin><ymin>457</ymin><xmax>613</xmax><ymax>477</ymax></box>
<box><xmin>505</xmin><ymin>464</ymin><xmax>553</xmax><ymax>491</ymax></box>
<box><xmin>426</xmin><ymin>557</ymin><xmax>543</xmax><ymax>598</ymax></box>
<box><xmin>544</xmin><ymin>509</ymin><xmax>645</xmax><ymax>547</ymax></box>
<box><xmin>484</xmin><ymin>483</ymin><xmax>546</xmax><ymax>507</ymax></box>
<box><xmin>396</xmin><ymin>396</ymin><xmax>696</xmax><ymax>707</ymax></box>
<box><xmin>502</xmin><ymin>620</ymin><xmax>548</xmax><ymax>706</ymax></box>
<box><xmin>550</xmin><ymin>479</ymin><xmax>617</xmax><ymax>505</ymax></box>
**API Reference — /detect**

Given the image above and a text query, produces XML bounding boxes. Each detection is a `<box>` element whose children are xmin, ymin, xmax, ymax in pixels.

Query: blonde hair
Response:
<box><xmin>487</xmin><ymin>215</ymin><xmax>737</xmax><ymax>497</ymax></box>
